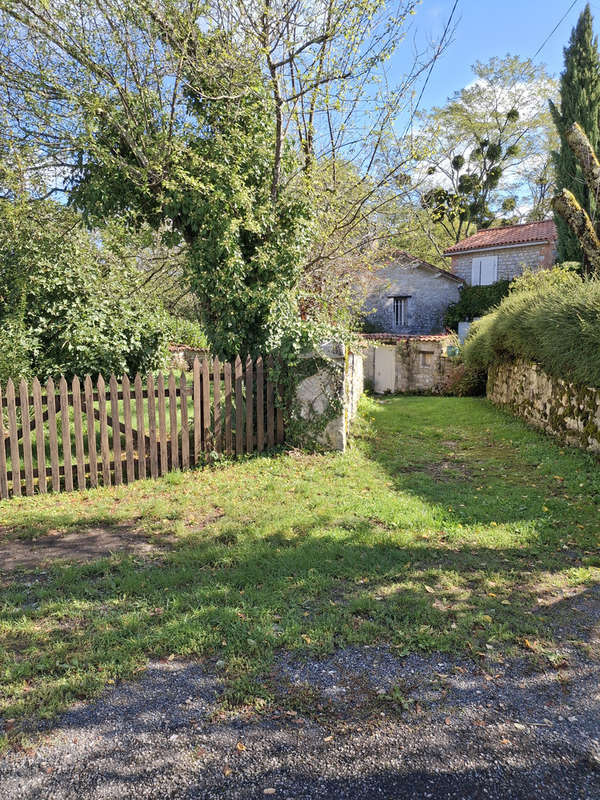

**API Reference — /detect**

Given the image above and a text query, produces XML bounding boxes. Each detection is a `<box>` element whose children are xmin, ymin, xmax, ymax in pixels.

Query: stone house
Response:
<box><xmin>443</xmin><ymin>220</ymin><xmax>557</xmax><ymax>285</ymax></box>
<box><xmin>361</xmin><ymin>251</ymin><xmax>464</xmax><ymax>335</ymax></box>
<box><xmin>362</xmin><ymin>333</ymin><xmax>456</xmax><ymax>394</ymax></box>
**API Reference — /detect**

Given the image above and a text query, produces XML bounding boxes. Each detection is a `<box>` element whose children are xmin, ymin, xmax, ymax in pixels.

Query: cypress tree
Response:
<box><xmin>550</xmin><ymin>4</ymin><xmax>600</xmax><ymax>268</ymax></box>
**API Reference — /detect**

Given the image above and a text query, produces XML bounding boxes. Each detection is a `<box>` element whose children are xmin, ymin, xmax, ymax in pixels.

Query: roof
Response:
<box><xmin>362</xmin><ymin>333</ymin><xmax>453</xmax><ymax>343</ymax></box>
<box><xmin>443</xmin><ymin>220</ymin><xmax>557</xmax><ymax>256</ymax></box>
<box><xmin>377</xmin><ymin>250</ymin><xmax>465</xmax><ymax>282</ymax></box>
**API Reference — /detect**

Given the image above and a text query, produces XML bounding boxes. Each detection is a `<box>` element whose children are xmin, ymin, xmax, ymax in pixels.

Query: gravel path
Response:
<box><xmin>2</xmin><ymin>646</ymin><xmax>599</xmax><ymax>800</ymax></box>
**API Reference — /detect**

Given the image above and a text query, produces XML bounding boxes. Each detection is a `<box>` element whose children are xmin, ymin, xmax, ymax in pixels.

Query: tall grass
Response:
<box><xmin>463</xmin><ymin>277</ymin><xmax>600</xmax><ymax>387</ymax></box>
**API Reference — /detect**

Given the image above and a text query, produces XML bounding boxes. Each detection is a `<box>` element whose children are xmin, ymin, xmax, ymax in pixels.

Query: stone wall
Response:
<box><xmin>450</xmin><ymin>242</ymin><xmax>555</xmax><ymax>285</ymax></box>
<box><xmin>363</xmin><ymin>335</ymin><xmax>456</xmax><ymax>394</ymax></box>
<box><xmin>488</xmin><ymin>361</ymin><xmax>600</xmax><ymax>454</ymax></box>
<box><xmin>295</xmin><ymin>344</ymin><xmax>363</xmax><ymax>452</ymax></box>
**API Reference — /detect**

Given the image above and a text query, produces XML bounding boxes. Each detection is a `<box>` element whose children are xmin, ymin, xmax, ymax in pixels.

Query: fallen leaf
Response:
<box><xmin>323</xmin><ymin>735</ymin><xmax>334</xmax><ymax>742</ymax></box>
<box><xmin>236</xmin><ymin>741</ymin><xmax>246</xmax><ymax>752</ymax></box>
<box><xmin>223</xmin><ymin>765</ymin><xmax>232</xmax><ymax>777</ymax></box>
<box><xmin>424</xmin><ymin>585</ymin><xmax>434</xmax><ymax>594</ymax></box>
<box><xmin>263</xmin><ymin>790</ymin><xmax>276</xmax><ymax>796</ymax></box>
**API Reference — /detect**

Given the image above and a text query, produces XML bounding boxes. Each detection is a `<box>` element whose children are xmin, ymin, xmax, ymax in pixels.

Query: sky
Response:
<box><xmin>396</xmin><ymin>0</ymin><xmax>593</xmax><ymax>111</ymax></box>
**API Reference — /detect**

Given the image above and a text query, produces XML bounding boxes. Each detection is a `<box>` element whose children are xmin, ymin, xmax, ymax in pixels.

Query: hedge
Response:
<box><xmin>463</xmin><ymin>276</ymin><xmax>600</xmax><ymax>387</ymax></box>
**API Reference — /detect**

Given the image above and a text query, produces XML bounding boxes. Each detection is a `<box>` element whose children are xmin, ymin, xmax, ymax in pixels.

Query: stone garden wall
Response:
<box><xmin>488</xmin><ymin>361</ymin><xmax>600</xmax><ymax>454</ymax></box>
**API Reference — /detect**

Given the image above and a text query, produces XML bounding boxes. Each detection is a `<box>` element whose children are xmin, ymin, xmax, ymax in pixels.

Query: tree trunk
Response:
<box><xmin>552</xmin><ymin>188</ymin><xmax>600</xmax><ymax>275</ymax></box>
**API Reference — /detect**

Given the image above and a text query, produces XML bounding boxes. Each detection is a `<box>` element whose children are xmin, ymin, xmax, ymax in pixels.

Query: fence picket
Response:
<box><xmin>224</xmin><ymin>361</ymin><xmax>233</xmax><ymax>456</ymax></box>
<box><xmin>97</xmin><ymin>375</ymin><xmax>111</xmax><ymax>487</ymax></box>
<box><xmin>180</xmin><ymin>372</ymin><xmax>189</xmax><ymax>469</ymax></box>
<box><xmin>276</xmin><ymin>384</ymin><xmax>284</xmax><ymax>445</ymax></box>
<box><xmin>6</xmin><ymin>381</ymin><xmax>20</xmax><ymax>496</ymax></box>
<box><xmin>202</xmin><ymin>358</ymin><xmax>211</xmax><ymax>452</ymax></box>
<box><xmin>59</xmin><ymin>377</ymin><xmax>73</xmax><ymax>492</ymax></box>
<box><xmin>256</xmin><ymin>356</ymin><xmax>264</xmax><ymax>453</ymax></box>
<box><xmin>109</xmin><ymin>375</ymin><xmax>123</xmax><ymax>486</ymax></box>
<box><xmin>168</xmin><ymin>371</ymin><xmax>179</xmax><ymax>469</ymax></box>
<box><xmin>213</xmin><ymin>357</ymin><xmax>222</xmax><ymax>454</ymax></box>
<box><xmin>20</xmin><ymin>379</ymin><xmax>34</xmax><ymax>496</ymax></box>
<box><xmin>193</xmin><ymin>357</ymin><xmax>201</xmax><ymax>465</ymax></box>
<box><xmin>72</xmin><ymin>376</ymin><xmax>86</xmax><ymax>490</ymax></box>
<box><xmin>245</xmin><ymin>356</ymin><xmax>254</xmax><ymax>454</ymax></box>
<box><xmin>147</xmin><ymin>373</ymin><xmax>159</xmax><ymax>479</ymax></box>
<box><xmin>0</xmin><ymin>385</ymin><xmax>9</xmax><ymax>499</ymax></box>
<box><xmin>46</xmin><ymin>379</ymin><xmax>60</xmax><ymax>492</ymax></box>
<box><xmin>32</xmin><ymin>378</ymin><xmax>47</xmax><ymax>494</ymax></box>
<box><xmin>266</xmin><ymin>356</ymin><xmax>275</xmax><ymax>449</ymax></box>
<box><xmin>84</xmin><ymin>375</ymin><xmax>98</xmax><ymax>488</ymax></box>
<box><xmin>235</xmin><ymin>356</ymin><xmax>243</xmax><ymax>455</ymax></box>
<box><xmin>134</xmin><ymin>374</ymin><xmax>146</xmax><ymax>479</ymax></box>
<box><xmin>122</xmin><ymin>375</ymin><xmax>135</xmax><ymax>482</ymax></box>
<box><xmin>157</xmin><ymin>372</ymin><xmax>168</xmax><ymax>475</ymax></box>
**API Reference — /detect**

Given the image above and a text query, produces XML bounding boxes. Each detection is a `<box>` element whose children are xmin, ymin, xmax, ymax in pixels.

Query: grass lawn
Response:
<box><xmin>1</xmin><ymin>395</ymin><xmax>599</xmax><ymax>748</ymax></box>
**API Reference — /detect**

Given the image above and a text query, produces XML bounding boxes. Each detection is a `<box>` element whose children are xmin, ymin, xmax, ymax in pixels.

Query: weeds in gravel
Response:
<box><xmin>0</xmin><ymin>396</ymin><xmax>599</xmax><ymax>748</ymax></box>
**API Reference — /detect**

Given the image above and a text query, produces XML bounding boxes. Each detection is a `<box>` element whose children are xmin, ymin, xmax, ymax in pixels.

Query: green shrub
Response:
<box><xmin>463</xmin><ymin>277</ymin><xmax>600</xmax><ymax>387</ymax></box>
<box><xmin>163</xmin><ymin>317</ymin><xmax>208</xmax><ymax>349</ymax></box>
<box><xmin>509</xmin><ymin>262</ymin><xmax>581</xmax><ymax>294</ymax></box>
<box><xmin>444</xmin><ymin>280</ymin><xmax>510</xmax><ymax>330</ymax></box>
<box><xmin>0</xmin><ymin>201</ymin><xmax>169</xmax><ymax>382</ymax></box>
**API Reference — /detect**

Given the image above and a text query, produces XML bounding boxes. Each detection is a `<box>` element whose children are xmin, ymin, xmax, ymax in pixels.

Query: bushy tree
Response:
<box><xmin>0</xmin><ymin>201</ymin><xmax>168</xmax><ymax>381</ymax></box>
<box><xmin>414</xmin><ymin>56</ymin><xmax>556</xmax><ymax>243</ymax></box>
<box><xmin>550</xmin><ymin>4</ymin><xmax>600</xmax><ymax>266</ymax></box>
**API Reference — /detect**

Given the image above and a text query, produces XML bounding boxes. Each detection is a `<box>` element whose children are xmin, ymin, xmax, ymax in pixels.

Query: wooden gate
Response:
<box><xmin>0</xmin><ymin>355</ymin><xmax>284</xmax><ymax>499</ymax></box>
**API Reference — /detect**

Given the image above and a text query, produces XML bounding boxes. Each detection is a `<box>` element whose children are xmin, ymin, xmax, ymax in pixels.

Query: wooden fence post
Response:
<box><xmin>84</xmin><ymin>375</ymin><xmax>98</xmax><ymax>488</ymax></box>
<box><xmin>266</xmin><ymin>355</ymin><xmax>275</xmax><ymax>449</ymax></box>
<box><xmin>0</xmin><ymin>385</ymin><xmax>9</xmax><ymax>499</ymax></box>
<box><xmin>193</xmin><ymin>358</ymin><xmax>201</xmax><ymax>465</ymax></box>
<box><xmin>202</xmin><ymin>358</ymin><xmax>211</xmax><ymax>452</ymax></box>
<box><xmin>109</xmin><ymin>375</ymin><xmax>123</xmax><ymax>486</ymax></box>
<box><xmin>6</xmin><ymin>380</ymin><xmax>20</xmax><ymax>496</ymax></box>
<box><xmin>122</xmin><ymin>374</ymin><xmax>135</xmax><ymax>483</ymax></box>
<box><xmin>134</xmin><ymin>374</ymin><xmax>146</xmax><ymax>479</ymax></box>
<box><xmin>20</xmin><ymin>379</ymin><xmax>34</xmax><ymax>496</ymax></box>
<box><xmin>72</xmin><ymin>376</ymin><xmax>86</xmax><ymax>490</ymax></box>
<box><xmin>157</xmin><ymin>372</ymin><xmax>168</xmax><ymax>475</ymax></box>
<box><xmin>256</xmin><ymin>356</ymin><xmax>264</xmax><ymax>453</ymax></box>
<box><xmin>60</xmin><ymin>377</ymin><xmax>74</xmax><ymax>492</ymax></box>
<box><xmin>32</xmin><ymin>378</ymin><xmax>46</xmax><ymax>494</ymax></box>
<box><xmin>147</xmin><ymin>373</ymin><xmax>159</xmax><ymax>479</ymax></box>
<box><xmin>235</xmin><ymin>355</ymin><xmax>243</xmax><ymax>455</ymax></box>
<box><xmin>180</xmin><ymin>371</ymin><xmax>189</xmax><ymax>469</ymax></box>
<box><xmin>46</xmin><ymin>378</ymin><xmax>60</xmax><ymax>492</ymax></box>
<box><xmin>224</xmin><ymin>361</ymin><xmax>233</xmax><ymax>456</ymax></box>
<box><xmin>168</xmin><ymin>371</ymin><xmax>179</xmax><ymax>469</ymax></box>
<box><xmin>213</xmin><ymin>356</ymin><xmax>222</xmax><ymax>454</ymax></box>
<box><xmin>97</xmin><ymin>375</ymin><xmax>111</xmax><ymax>487</ymax></box>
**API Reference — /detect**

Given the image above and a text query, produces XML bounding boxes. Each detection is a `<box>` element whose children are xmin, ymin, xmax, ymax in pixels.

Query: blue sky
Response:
<box><xmin>401</xmin><ymin>0</ymin><xmax>594</xmax><ymax>110</ymax></box>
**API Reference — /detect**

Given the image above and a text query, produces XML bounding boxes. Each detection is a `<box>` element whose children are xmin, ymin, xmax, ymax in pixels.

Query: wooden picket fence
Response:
<box><xmin>0</xmin><ymin>355</ymin><xmax>284</xmax><ymax>500</ymax></box>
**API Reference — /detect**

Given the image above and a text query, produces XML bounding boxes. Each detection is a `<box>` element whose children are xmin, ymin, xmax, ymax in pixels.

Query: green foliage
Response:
<box><xmin>463</xmin><ymin>275</ymin><xmax>600</xmax><ymax>387</ymax></box>
<box><xmin>440</xmin><ymin>361</ymin><xmax>487</xmax><ymax>397</ymax></box>
<box><xmin>417</xmin><ymin>56</ymin><xmax>556</xmax><ymax>244</ymax></box>
<box><xmin>163</xmin><ymin>318</ymin><xmax>208</xmax><ymax>349</ymax></box>
<box><xmin>550</xmin><ymin>4</ymin><xmax>600</xmax><ymax>267</ymax></box>
<box><xmin>71</xmin><ymin>51</ymin><xmax>310</xmax><ymax>361</ymax></box>
<box><xmin>0</xmin><ymin>201</ymin><xmax>169</xmax><ymax>381</ymax></box>
<box><xmin>508</xmin><ymin>262</ymin><xmax>581</xmax><ymax>294</ymax></box>
<box><xmin>444</xmin><ymin>281</ymin><xmax>510</xmax><ymax>329</ymax></box>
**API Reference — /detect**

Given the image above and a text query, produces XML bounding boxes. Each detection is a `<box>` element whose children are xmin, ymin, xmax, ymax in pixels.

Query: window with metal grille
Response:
<box><xmin>392</xmin><ymin>296</ymin><xmax>410</xmax><ymax>327</ymax></box>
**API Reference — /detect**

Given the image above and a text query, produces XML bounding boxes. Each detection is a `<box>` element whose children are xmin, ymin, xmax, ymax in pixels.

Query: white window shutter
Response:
<box><xmin>480</xmin><ymin>256</ymin><xmax>498</xmax><ymax>285</ymax></box>
<box><xmin>471</xmin><ymin>258</ymin><xmax>481</xmax><ymax>285</ymax></box>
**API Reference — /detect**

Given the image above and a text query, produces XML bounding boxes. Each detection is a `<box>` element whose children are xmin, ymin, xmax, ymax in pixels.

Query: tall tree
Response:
<box><xmin>412</xmin><ymin>56</ymin><xmax>556</xmax><ymax>244</ymax></box>
<box><xmin>550</xmin><ymin>3</ymin><xmax>600</xmax><ymax>267</ymax></box>
<box><xmin>0</xmin><ymin>0</ymin><xmax>440</xmax><ymax>357</ymax></box>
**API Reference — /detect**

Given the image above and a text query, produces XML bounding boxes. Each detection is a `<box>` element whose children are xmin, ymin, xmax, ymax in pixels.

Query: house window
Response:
<box><xmin>392</xmin><ymin>296</ymin><xmax>410</xmax><ymax>327</ymax></box>
<box><xmin>471</xmin><ymin>255</ymin><xmax>498</xmax><ymax>285</ymax></box>
<box><xmin>420</xmin><ymin>350</ymin><xmax>434</xmax><ymax>367</ymax></box>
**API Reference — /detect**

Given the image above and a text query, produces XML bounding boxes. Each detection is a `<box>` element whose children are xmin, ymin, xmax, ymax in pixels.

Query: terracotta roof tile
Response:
<box><xmin>362</xmin><ymin>333</ymin><xmax>452</xmax><ymax>342</ymax></box>
<box><xmin>443</xmin><ymin>220</ymin><xmax>557</xmax><ymax>255</ymax></box>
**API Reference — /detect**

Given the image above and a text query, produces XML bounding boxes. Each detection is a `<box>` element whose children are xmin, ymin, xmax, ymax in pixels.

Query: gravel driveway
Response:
<box><xmin>2</xmin><ymin>645</ymin><xmax>599</xmax><ymax>800</ymax></box>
